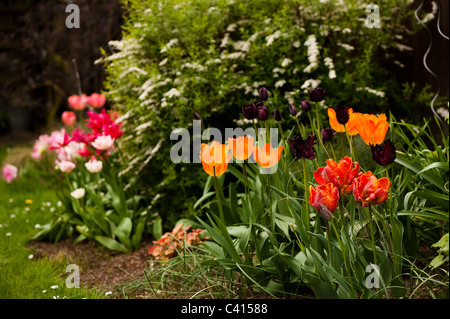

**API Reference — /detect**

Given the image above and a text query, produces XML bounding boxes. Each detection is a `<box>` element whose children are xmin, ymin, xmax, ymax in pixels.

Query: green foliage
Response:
<box><xmin>33</xmin><ymin>154</ymin><xmax>149</xmax><ymax>253</ymax></box>
<box><xmin>191</xmin><ymin>98</ymin><xmax>448</xmax><ymax>298</ymax></box>
<box><xmin>101</xmin><ymin>0</ymin><xmax>423</xmax><ymax>229</ymax></box>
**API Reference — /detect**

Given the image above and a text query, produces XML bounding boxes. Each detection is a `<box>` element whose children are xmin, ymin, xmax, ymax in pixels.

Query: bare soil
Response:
<box><xmin>27</xmin><ymin>238</ymin><xmax>151</xmax><ymax>292</ymax></box>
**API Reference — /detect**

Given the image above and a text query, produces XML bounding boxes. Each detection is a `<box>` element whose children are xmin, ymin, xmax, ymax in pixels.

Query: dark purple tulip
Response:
<box><xmin>300</xmin><ymin>100</ymin><xmax>312</xmax><ymax>112</ymax></box>
<box><xmin>289</xmin><ymin>104</ymin><xmax>297</xmax><ymax>116</ymax></box>
<box><xmin>288</xmin><ymin>135</ymin><xmax>317</xmax><ymax>160</ymax></box>
<box><xmin>274</xmin><ymin>109</ymin><xmax>282</xmax><ymax>122</ymax></box>
<box><xmin>370</xmin><ymin>139</ymin><xmax>396</xmax><ymax>166</ymax></box>
<box><xmin>242</xmin><ymin>103</ymin><xmax>258</xmax><ymax>120</ymax></box>
<box><xmin>335</xmin><ymin>104</ymin><xmax>350</xmax><ymax>125</ymax></box>
<box><xmin>194</xmin><ymin>111</ymin><xmax>201</xmax><ymax>120</ymax></box>
<box><xmin>258</xmin><ymin>105</ymin><xmax>269</xmax><ymax>121</ymax></box>
<box><xmin>321</xmin><ymin>127</ymin><xmax>334</xmax><ymax>142</ymax></box>
<box><xmin>259</xmin><ymin>87</ymin><xmax>269</xmax><ymax>101</ymax></box>
<box><xmin>308</xmin><ymin>87</ymin><xmax>326</xmax><ymax>102</ymax></box>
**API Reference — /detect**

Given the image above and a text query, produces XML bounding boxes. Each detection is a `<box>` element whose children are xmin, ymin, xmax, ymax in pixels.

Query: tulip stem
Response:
<box><xmin>302</xmin><ymin>159</ymin><xmax>310</xmax><ymax>233</ymax></box>
<box><xmin>213</xmin><ymin>173</ymin><xmax>224</xmax><ymax>222</ymax></box>
<box><xmin>330</xmin><ymin>142</ymin><xmax>337</xmax><ymax>162</ymax></box>
<box><xmin>277</xmin><ymin>122</ymin><xmax>287</xmax><ymax>160</ymax></box>
<box><xmin>338</xmin><ymin>197</ymin><xmax>346</xmax><ymax>227</ymax></box>
<box><xmin>368</xmin><ymin>204</ymin><xmax>377</xmax><ymax>265</ymax></box>
<box><xmin>344</xmin><ymin>125</ymin><xmax>354</xmax><ymax>160</ymax></box>
<box><xmin>242</xmin><ymin>162</ymin><xmax>249</xmax><ymax>201</ymax></box>
<box><xmin>295</xmin><ymin>117</ymin><xmax>303</xmax><ymax>136</ymax></box>
<box><xmin>325</xmin><ymin>220</ymin><xmax>333</xmax><ymax>267</ymax></box>
<box><xmin>315</xmin><ymin>102</ymin><xmax>321</xmax><ymax>134</ymax></box>
<box><xmin>308</xmin><ymin>112</ymin><xmax>315</xmax><ymax>136</ymax></box>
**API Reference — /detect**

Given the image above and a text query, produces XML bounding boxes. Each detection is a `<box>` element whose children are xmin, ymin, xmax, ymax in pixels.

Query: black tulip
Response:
<box><xmin>321</xmin><ymin>127</ymin><xmax>334</xmax><ymax>142</ymax></box>
<box><xmin>300</xmin><ymin>100</ymin><xmax>312</xmax><ymax>112</ymax></box>
<box><xmin>274</xmin><ymin>109</ymin><xmax>282</xmax><ymax>122</ymax></box>
<box><xmin>259</xmin><ymin>87</ymin><xmax>269</xmax><ymax>101</ymax></box>
<box><xmin>242</xmin><ymin>103</ymin><xmax>258</xmax><ymax>120</ymax></box>
<box><xmin>370</xmin><ymin>139</ymin><xmax>396</xmax><ymax>166</ymax></box>
<box><xmin>335</xmin><ymin>104</ymin><xmax>350</xmax><ymax>125</ymax></box>
<box><xmin>289</xmin><ymin>104</ymin><xmax>297</xmax><ymax>116</ymax></box>
<box><xmin>308</xmin><ymin>87</ymin><xmax>326</xmax><ymax>102</ymax></box>
<box><xmin>288</xmin><ymin>135</ymin><xmax>317</xmax><ymax>160</ymax></box>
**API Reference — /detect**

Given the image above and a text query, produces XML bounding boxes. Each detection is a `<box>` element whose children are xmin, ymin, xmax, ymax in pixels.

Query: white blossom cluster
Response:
<box><xmin>303</xmin><ymin>35</ymin><xmax>320</xmax><ymax>73</ymax></box>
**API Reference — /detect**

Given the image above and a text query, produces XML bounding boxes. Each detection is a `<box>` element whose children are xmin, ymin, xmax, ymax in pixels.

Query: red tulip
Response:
<box><xmin>314</xmin><ymin>156</ymin><xmax>359</xmax><ymax>195</ymax></box>
<box><xmin>352</xmin><ymin>171</ymin><xmax>390</xmax><ymax>207</ymax></box>
<box><xmin>61</xmin><ymin>111</ymin><xmax>76</xmax><ymax>126</ymax></box>
<box><xmin>308</xmin><ymin>183</ymin><xmax>340</xmax><ymax>218</ymax></box>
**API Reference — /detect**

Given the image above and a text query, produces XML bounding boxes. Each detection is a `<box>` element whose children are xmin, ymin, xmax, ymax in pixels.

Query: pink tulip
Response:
<box><xmin>88</xmin><ymin>93</ymin><xmax>106</xmax><ymax>109</ymax></box>
<box><xmin>31</xmin><ymin>134</ymin><xmax>51</xmax><ymax>159</ymax></box>
<box><xmin>62</xmin><ymin>111</ymin><xmax>77</xmax><ymax>126</ymax></box>
<box><xmin>68</xmin><ymin>94</ymin><xmax>87</xmax><ymax>111</ymax></box>
<box><xmin>2</xmin><ymin>164</ymin><xmax>18</xmax><ymax>183</ymax></box>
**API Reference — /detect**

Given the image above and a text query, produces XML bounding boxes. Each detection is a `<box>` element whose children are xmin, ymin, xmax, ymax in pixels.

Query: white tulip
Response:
<box><xmin>85</xmin><ymin>159</ymin><xmax>103</xmax><ymax>173</ymax></box>
<box><xmin>70</xmin><ymin>188</ymin><xmax>85</xmax><ymax>199</ymax></box>
<box><xmin>57</xmin><ymin>160</ymin><xmax>76</xmax><ymax>173</ymax></box>
<box><xmin>91</xmin><ymin>135</ymin><xmax>115</xmax><ymax>150</ymax></box>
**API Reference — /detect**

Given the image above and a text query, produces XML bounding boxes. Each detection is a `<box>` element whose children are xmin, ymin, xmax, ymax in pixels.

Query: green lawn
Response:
<box><xmin>0</xmin><ymin>145</ymin><xmax>103</xmax><ymax>299</ymax></box>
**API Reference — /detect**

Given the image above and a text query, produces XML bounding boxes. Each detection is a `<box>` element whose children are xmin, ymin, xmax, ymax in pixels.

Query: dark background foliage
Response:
<box><xmin>0</xmin><ymin>0</ymin><xmax>123</xmax><ymax>135</ymax></box>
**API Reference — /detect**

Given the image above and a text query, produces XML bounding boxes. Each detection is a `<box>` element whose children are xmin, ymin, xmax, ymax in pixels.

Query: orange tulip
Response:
<box><xmin>228</xmin><ymin>136</ymin><xmax>255</xmax><ymax>161</ymax></box>
<box><xmin>327</xmin><ymin>108</ymin><xmax>359</xmax><ymax>135</ymax></box>
<box><xmin>314</xmin><ymin>156</ymin><xmax>359</xmax><ymax>195</ymax></box>
<box><xmin>253</xmin><ymin>143</ymin><xmax>283</xmax><ymax>168</ymax></box>
<box><xmin>352</xmin><ymin>171</ymin><xmax>391</xmax><ymax>207</ymax></box>
<box><xmin>354</xmin><ymin>113</ymin><xmax>389</xmax><ymax>145</ymax></box>
<box><xmin>308</xmin><ymin>183</ymin><xmax>340</xmax><ymax>218</ymax></box>
<box><xmin>200</xmin><ymin>141</ymin><xmax>232</xmax><ymax>177</ymax></box>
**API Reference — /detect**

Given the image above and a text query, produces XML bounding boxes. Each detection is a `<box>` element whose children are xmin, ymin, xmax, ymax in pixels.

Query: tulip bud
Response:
<box><xmin>288</xmin><ymin>104</ymin><xmax>297</xmax><ymax>116</ymax></box>
<box><xmin>308</xmin><ymin>87</ymin><xmax>326</xmax><ymax>102</ymax></box>
<box><xmin>321</xmin><ymin>127</ymin><xmax>334</xmax><ymax>142</ymax></box>
<box><xmin>335</xmin><ymin>103</ymin><xmax>349</xmax><ymax>125</ymax></box>
<box><xmin>300</xmin><ymin>100</ymin><xmax>312</xmax><ymax>112</ymax></box>
<box><xmin>258</xmin><ymin>105</ymin><xmax>269</xmax><ymax>121</ymax></box>
<box><xmin>259</xmin><ymin>87</ymin><xmax>268</xmax><ymax>101</ymax></box>
<box><xmin>319</xmin><ymin>204</ymin><xmax>334</xmax><ymax>222</ymax></box>
<box><xmin>242</xmin><ymin>103</ymin><xmax>258</xmax><ymax>120</ymax></box>
<box><xmin>274</xmin><ymin>109</ymin><xmax>282</xmax><ymax>122</ymax></box>
<box><xmin>194</xmin><ymin>111</ymin><xmax>201</xmax><ymax>120</ymax></box>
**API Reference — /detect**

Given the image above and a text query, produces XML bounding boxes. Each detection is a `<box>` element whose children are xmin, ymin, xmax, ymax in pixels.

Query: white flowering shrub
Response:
<box><xmin>100</xmin><ymin>0</ymin><xmax>428</xmax><ymax>226</ymax></box>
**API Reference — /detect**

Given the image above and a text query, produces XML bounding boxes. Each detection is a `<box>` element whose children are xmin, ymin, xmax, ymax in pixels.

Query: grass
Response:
<box><xmin>115</xmin><ymin>247</ymin><xmax>255</xmax><ymax>299</ymax></box>
<box><xmin>0</xmin><ymin>145</ymin><xmax>103</xmax><ymax>299</ymax></box>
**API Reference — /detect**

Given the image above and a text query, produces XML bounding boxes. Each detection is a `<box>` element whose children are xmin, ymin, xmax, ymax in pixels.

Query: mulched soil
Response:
<box><xmin>26</xmin><ymin>238</ymin><xmax>151</xmax><ymax>292</ymax></box>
